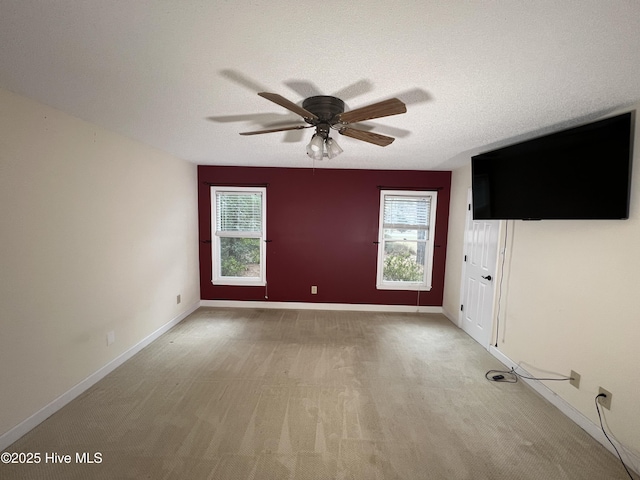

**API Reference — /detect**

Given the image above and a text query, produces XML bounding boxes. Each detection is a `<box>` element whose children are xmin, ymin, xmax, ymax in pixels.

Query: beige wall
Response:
<box><xmin>0</xmin><ymin>88</ymin><xmax>200</xmax><ymax>437</ymax></box>
<box><xmin>443</xmin><ymin>114</ymin><xmax>640</xmax><ymax>458</ymax></box>
<box><xmin>442</xmin><ymin>162</ymin><xmax>471</xmax><ymax>321</ymax></box>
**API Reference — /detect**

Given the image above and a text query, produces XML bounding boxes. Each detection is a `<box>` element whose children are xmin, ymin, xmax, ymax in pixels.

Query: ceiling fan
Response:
<box><xmin>239</xmin><ymin>92</ymin><xmax>407</xmax><ymax>160</ymax></box>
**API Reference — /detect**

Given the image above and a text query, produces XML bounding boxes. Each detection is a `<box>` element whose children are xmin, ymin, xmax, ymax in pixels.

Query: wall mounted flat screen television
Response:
<box><xmin>472</xmin><ymin>112</ymin><xmax>634</xmax><ymax>220</ymax></box>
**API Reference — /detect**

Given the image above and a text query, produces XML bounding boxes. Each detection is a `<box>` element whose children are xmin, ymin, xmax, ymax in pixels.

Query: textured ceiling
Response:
<box><xmin>1</xmin><ymin>1</ymin><xmax>640</xmax><ymax>170</ymax></box>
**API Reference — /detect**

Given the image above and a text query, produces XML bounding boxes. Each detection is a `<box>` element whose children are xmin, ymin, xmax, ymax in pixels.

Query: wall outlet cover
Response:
<box><xmin>569</xmin><ymin>370</ymin><xmax>580</xmax><ymax>389</ymax></box>
<box><xmin>598</xmin><ymin>387</ymin><xmax>612</xmax><ymax>410</ymax></box>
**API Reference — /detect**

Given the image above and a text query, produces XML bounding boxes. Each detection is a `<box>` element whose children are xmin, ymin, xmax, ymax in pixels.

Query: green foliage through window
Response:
<box><xmin>220</xmin><ymin>237</ymin><xmax>260</xmax><ymax>277</ymax></box>
<box><xmin>383</xmin><ymin>252</ymin><xmax>424</xmax><ymax>282</ymax></box>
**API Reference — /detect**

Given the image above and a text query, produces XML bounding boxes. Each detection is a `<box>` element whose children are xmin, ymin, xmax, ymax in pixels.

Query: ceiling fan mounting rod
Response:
<box><xmin>315</xmin><ymin>123</ymin><xmax>331</xmax><ymax>139</ymax></box>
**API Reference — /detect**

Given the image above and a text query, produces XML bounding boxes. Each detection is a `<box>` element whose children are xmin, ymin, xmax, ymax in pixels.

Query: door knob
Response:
<box><xmin>482</xmin><ymin>275</ymin><xmax>492</xmax><ymax>281</ymax></box>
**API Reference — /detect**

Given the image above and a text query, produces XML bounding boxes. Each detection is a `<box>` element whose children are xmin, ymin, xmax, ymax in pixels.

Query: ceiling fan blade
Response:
<box><xmin>239</xmin><ymin>125</ymin><xmax>312</xmax><ymax>136</ymax></box>
<box><xmin>339</xmin><ymin>127</ymin><xmax>395</xmax><ymax>146</ymax></box>
<box><xmin>257</xmin><ymin>92</ymin><xmax>318</xmax><ymax>120</ymax></box>
<box><xmin>337</xmin><ymin>98</ymin><xmax>407</xmax><ymax>124</ymax></box>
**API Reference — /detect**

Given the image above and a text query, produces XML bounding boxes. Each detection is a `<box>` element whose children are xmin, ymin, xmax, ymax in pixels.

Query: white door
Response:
<box><xmin>460</xmin><ymin>188</ymin><xmax>501</xmax><ymax>348</ymax></box>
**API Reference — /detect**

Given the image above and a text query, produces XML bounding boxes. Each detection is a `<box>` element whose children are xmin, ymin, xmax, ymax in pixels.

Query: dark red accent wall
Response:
<box><xmin>198</xmin><ymin>166</ymin><xmax>451</xmax><ymax>306</ymax></box>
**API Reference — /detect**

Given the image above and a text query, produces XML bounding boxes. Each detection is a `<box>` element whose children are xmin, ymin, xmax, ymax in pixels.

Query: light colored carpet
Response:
<box><xmin>1</xmin><ymin>307</ymin><xmax>630</xmax><ymax>479</ymax></box>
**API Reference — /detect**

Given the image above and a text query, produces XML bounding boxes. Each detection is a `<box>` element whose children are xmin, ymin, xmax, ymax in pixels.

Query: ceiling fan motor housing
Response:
<box><xmin>302</xmin><ymin>96</ymin><xmax>345</xmax><ymax>122</ymax></box>
<box><xmin>302</xmin><ymin>96</ymin><xmax>345</xmax><ymax>139</ymax></box>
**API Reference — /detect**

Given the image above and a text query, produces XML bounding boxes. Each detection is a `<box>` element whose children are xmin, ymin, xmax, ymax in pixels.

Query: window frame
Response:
<box><xmin>210</xmin><ymin>186</ymin><xmax>266</xmax><ymax>286</ymax></box>
<box><xmin>376</xmin><ymin>189</ymin><xmax>438</xmax><ymax>291</ymax></box>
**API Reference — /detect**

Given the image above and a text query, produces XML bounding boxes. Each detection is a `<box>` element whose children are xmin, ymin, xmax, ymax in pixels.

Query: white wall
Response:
<box><xmin>0</xmin><ymin>88</ymin><xmax>200</xmax><ymax>439</ymax></box>
<box><xmin>443</xmin><ymin>113</ymin><xmax>640</xmax><ymax>461</ymax></box>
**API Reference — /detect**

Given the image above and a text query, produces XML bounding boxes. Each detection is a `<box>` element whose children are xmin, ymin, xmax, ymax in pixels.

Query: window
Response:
<box><xmin>376</xmin><ymin>190</ymin><xmax>438</xmax><ymax>290</ymax></box>
<box><xmin>211</xmin><ymin>186</ymin><xmax>266</xmax><ymax>286</ymax></box>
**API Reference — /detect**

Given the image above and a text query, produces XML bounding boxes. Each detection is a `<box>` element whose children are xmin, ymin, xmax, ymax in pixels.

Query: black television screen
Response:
<box><xmin>472</xmin><ymin>112</ymin><xmax>634</xmax><ymax>220</ymax></box>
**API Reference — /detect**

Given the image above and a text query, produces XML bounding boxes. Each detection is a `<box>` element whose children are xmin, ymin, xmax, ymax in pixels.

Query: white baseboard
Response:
<box><xmin>489</xmin><ymin>346</ymin><xmax>640</xmax><ymax>476</ymax></box>
<box><xmin>0</xmin><ymin>301</ymin><xmax>200</xmax><ymax>451</ymax></box>
<box><xmin>200</xmin><ymin>299</ymin><xmax>443</xmax><ymax>314</ymax></box>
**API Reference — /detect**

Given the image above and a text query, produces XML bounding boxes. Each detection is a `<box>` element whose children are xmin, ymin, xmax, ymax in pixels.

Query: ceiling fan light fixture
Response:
<box><xmin>306</xmin><ymin>134</ymin><xmax>325</xmax><ymax>160</ymax></box>
<box><xmin>325</xmin><ymin>137</ymin><xmax>343</xmax><ymax>159</ymax></box>
<box><xmin>309</xmin><ymin>134</ymin><xmax>324</xmax><ymax>152</ymax></box>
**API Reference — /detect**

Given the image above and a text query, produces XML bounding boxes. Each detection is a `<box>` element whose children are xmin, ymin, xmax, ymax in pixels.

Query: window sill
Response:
<box><xmin>376</xmin><ymin>283</ymin><xmax>432</xmax><ymax>291</ymax></box>
<box><xmin>212</xmin><ymin>279</ymin><xmax>266</xmax><ymax>287</ymax></box>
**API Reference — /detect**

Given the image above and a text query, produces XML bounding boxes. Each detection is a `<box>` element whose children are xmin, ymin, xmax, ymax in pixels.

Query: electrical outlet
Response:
<box><xmin>177</xmin><ymin>294</ymin><xmax>181</xmax><ymax>304</ymax></box>
<box><xmin>598</xmin><ymin>387</ymin><xmax>612</xmax><ymax>410</ymax></box>
<box><xmin>106</xmin><ymin>331</ymin><xmax>115</xmax><ymax>346</ymax></box>
<box><xmin>569</xmin><ymin>370</ymin><xmax>580</xmax><ymax>389</ymax></box>
<box><xmin>311</xmin><ymin>285</ymin><xmax>318</xmax><ymax>294</ymax></box>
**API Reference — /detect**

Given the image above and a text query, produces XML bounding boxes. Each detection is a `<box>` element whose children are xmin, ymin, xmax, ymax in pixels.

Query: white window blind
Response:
<box><xmin>383</xmin><ymin>195</ymin><xmax>431</xmax><ymax>231</ymax></box>
<box><xmin>216</xmin><ymin>192</ymin><xmax>262</xmax><ymax>233</ymax></box>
